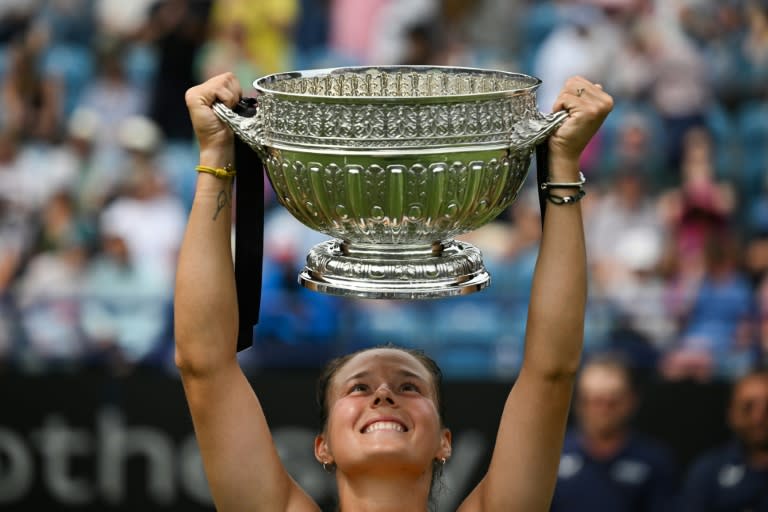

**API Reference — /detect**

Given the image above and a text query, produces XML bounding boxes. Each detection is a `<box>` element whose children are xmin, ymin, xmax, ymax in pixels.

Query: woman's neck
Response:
<box><xmin>336</xmin><ymin>469</ymin><xmax>432</xmax><ymax>512</ymax></box>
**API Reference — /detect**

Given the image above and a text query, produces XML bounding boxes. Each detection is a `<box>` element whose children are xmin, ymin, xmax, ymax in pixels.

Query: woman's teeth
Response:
<box><xmin>364</xmin><ymin>421</ymin><xmax>405</xmax><ymax>433</ymax></box>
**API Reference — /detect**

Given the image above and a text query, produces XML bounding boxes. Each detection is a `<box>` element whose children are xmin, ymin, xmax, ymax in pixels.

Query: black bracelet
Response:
<box><xmin>546</xmin><ymin>188</ymin><xmax>586</xmax><ymax>205</ymax></box>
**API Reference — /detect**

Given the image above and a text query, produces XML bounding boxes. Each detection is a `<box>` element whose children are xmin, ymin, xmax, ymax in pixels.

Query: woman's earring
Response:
<box><xmin>322</xmin><ymin>461</ymin><xmax>335</xmax><ymax>473</ymax></box>
<box><xmin>440</xmin><ymin>457</ymin><xmax>447</xmax><ymax>465</ymax></box>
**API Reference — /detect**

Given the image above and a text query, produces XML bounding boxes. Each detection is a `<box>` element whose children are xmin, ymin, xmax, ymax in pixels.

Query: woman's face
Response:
<box><xmin>315</xmin><ymin>349</ymin><xmax>451</xmax><ymax>476</ymax></box>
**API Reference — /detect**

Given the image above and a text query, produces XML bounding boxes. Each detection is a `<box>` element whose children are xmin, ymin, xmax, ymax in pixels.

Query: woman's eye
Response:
<box><xmin>350</xmin><ymin>383</ymin><xmax>368</xmax><ymax>393</ymax></box>
<box><xmin>401</xmin><ymin>383</ymin><xmax>420</xmax><ymax>393</ymax></box>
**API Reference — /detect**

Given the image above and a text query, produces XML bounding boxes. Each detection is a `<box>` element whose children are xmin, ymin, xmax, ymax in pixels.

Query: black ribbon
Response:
<box><xmin>536</xmin><ymin>142</ymin><xmax>550</xmax><ymax>228</ymax></box>
<box><xmin>232</xmin><ymin>98</ymin><xmax>263</xmax><ymax>352</ymax></box>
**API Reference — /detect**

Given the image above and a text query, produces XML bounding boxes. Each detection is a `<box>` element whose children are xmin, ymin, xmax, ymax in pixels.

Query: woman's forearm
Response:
<box><xmin>522</xmin><ymin>157</ymin><xmax>587</xmax><ymax>379</ymax></box>
<box><xmin>174</xmin><ymin>157</ymin><xmax>238</xmax><ymax>376</ymax></box>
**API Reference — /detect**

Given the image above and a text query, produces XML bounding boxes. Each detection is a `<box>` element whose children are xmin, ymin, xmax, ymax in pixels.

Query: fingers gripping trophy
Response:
<box><xmin>212</xmin><ymin>66</ymin><xmax>574</xmax><ymax>299</ymax></box>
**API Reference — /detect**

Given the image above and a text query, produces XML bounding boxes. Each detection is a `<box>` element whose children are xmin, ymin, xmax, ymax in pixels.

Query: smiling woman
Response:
<box><xmin>314</xmin><ymin>347</ymin><xmax>451</xmax><ymax>509</ymax></box>
<box><xmin>174</xmin><ymin>71</ymin><xmax>613</xmax><ymax>512</ymax></box>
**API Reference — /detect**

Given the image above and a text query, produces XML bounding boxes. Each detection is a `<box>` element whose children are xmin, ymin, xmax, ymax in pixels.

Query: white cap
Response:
<box><xmin>117</xmin><ymin>115</ymin><xmax>163</xmax><ymax>154</ymax></box>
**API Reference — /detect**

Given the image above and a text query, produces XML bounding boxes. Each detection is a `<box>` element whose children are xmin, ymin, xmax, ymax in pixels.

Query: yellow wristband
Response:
<box><xmin>195</xmin><ymin>164</ymin><xmax>236</xmax><ymax>179</ymax></box>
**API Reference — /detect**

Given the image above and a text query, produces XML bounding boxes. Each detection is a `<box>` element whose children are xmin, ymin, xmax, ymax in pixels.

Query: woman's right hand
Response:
<box><xmin>184</xmin><ymin>72</ymin><xmax>243</xmax><ymax>165</ymax></box>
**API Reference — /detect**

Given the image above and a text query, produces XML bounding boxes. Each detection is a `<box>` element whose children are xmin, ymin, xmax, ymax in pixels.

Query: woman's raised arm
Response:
<box><xmin>460</xmin><ymin>76</ymin><xmax>613</xmax><ymax>512</ymax></box>
<box><xmin>174</xmin><ymin>73</ymin><xmax>319</xmax><ymax>512</ymax></box>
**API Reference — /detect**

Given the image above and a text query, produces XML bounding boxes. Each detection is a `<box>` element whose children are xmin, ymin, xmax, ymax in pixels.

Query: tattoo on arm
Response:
<box><xmin>212</xmin><ymin>189</ymin><xmax>232</xmax><ymax>221</ymax></box>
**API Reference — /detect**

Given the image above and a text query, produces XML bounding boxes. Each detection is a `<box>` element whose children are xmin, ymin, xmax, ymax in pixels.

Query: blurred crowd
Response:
<box><xmin>0</xmin><ymin>0</ymin><xmax>767</xmax><ymax>382</ymax></box>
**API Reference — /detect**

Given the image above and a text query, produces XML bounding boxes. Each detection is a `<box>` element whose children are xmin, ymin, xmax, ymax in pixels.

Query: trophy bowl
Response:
<box><xmin>213</xmin><ymin>65</ymin><xmax>567</xmax><ymax>299</ymax></box>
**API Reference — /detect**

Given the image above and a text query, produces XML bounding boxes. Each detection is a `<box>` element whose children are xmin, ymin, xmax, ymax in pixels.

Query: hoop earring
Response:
<box><xmin>322</xmin><ymin>461</ymin><xmax>335</xmax><ymax>473</ymax></box>
<box><xmin>440</xmin><ymin>457</ymin><xmax>447</xmax><ymax>465</ymax></box>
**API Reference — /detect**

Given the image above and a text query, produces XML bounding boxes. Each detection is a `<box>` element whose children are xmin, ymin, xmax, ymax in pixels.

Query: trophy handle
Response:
<box><xmin>212</xmin><ymin>98</ymin><xmax>267</xmax><ymax>158</ymax></box>
<box><xmin>508</xmin><ymin>110</ymin><xmax>569</xmax><ymax>153</ymax></box>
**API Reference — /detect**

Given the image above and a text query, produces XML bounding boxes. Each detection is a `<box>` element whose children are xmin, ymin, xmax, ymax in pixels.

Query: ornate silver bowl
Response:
<box><xmin>214</xmin><ymin>66</ymin><xmax>566</xmax><ymax>299</ymax></box>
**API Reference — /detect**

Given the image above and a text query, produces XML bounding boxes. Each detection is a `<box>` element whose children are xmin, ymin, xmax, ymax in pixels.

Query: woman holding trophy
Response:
<box><xmin>175</xmin><ymin>70</ymin><xmax>612</xmax><ymax>511</ymax></box>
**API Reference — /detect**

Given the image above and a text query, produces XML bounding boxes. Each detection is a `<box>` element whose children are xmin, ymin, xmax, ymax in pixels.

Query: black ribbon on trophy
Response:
<box><xmin>232</xmin><ymin>98</ymin><xmax>262</xmax><ymax>352</ymax></box>
<box><xmin>536</xmin><ymin>142</ymin><xmax>550</xmax><ymax>229</ymax></box>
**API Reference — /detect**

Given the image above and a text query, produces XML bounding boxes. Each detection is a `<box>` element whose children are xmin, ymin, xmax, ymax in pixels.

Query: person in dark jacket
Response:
<box><xmin>678</xmin><ymin>369</ymin><xmax>768</xmax><ymax>512</ymax></box>
<box><xmin>550</xmin><ymin>355</ymin><xmax>679</xmax><ymax>512</ymax></box>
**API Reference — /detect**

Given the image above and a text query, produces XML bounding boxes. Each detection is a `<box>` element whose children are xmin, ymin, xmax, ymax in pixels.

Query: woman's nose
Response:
<box><xmin>373</xmin><ymin>385</ymin><xmax>396</xmax><ymax>406</ymax></box>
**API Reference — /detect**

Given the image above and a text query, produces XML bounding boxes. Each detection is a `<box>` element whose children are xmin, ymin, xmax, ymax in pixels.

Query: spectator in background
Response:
<box><xmin>27</xmin><ymin>0</ymin><xmax>96</xmax><ymax>124</ymax></box>
<box><xmin>550</xmin><ymin>355</ymin><xmax>679</xmax><ymax>512</ymax></box>
<box><xmin>703</xmin><ymin>0</ymin><xmax>750</xmax><ymax>113</ymax></box>
<box><xmin>738</xmin><ymin>0</ymin><xmax>768</xmax><ymax>105</ymax></box>
<box><xmin>533</xmin><ymin>5</ymin><xmax>616</xmax><ymax>113</ymax></box>
<box><xmin>659</xmin><ymin>126</ymin><xmax>735</xmax><ymax>285</ymax></box>
<box><xmin>327</xmin><ymin>0</ymin><xmax>390</xmax><ymax>64</ymax></box>
<box><xmin>586</xmin><ymin>164</ymin><xmax>666</xmax><ymax>293</ymax></box>
<box><xmin>532</xmin><ymin>4</ymin><xmax>617</xmax><ymax>172</ymax></box>
<box><xmin>756</xmin><ymin>277</ymin><xmax>768</xmax><ymax>364</ymax></box>
<box><xmin>140</xmin><ymin>0</ymin><xmax>213</xmax><ymax>141</ymax></box>
<box><xmin>0</xmin><ymin>196</ymin><xmax>26</xmax><ymax>364</ymax></box>
<box><xmin>75</xmin><ymin>38</ymin><xmax>148</xmax><ymax>156</ymax></box>
<box><xmin>196</xmin><ymin>15</ymin><xmax>261</xmax><ymax>86</ymax></box>
<box><xmin>1</xmin><ymin>39</ymin><xmax>62</xmax><ymax>140</ymax></box>
<box><xmin>661</xmin><ymin>234</ymin><xmax>757</xmax><ymax>382</ymax></box>
<box><xmin>208</xmin><ymin>0</ymin><xmax>297</xmax><ymax>75</ymax></box>
<box><xmin>0</xmin><ymin>2</ymin><xmax>38</xmax><ymax>46</ymax></box>
<box><xmin>601</xmin><ymin>227</ymin><xmax>677</xmax><ymax>369</ymax></box>
<box><xmin>292</xmin><ymin>0</ymin><xmax>330</xmax><ymax>69</ymax></box>
<box><xmin>648</xmin><ymin>9</ymin><xmax>712</xmax><ymax>173</ymax></box>
<box><xmin>678</xmin><ymin>369</ymin><xmax>768</xmax><ymax>511</ymax></box>
<box><xmin>463</xmin><ymin>0</ymin><xmax>525</xmax><ymax>69</ymax></box>
<box><xmin>98</xmin><ymin>116</ymin><xmax>186</xmax><ymax>287</ymax></box>
<box><xmin>368</xmin><ymin>0</ymin><xmax>438</xmax><ymax>65</ymax></box>
<box><xmin>606</xmin><ymin>18</ymin><xmax>657</xmax><ymax>105</ymax></box>
<box><xmin>13</xmin><ymin>195</ymin><xmax>89</xmax><ymax>372</ymax></box>
<box><xmin>598</xmin><ymin>112</ymin><xmax>665</xmax><ymax>187</ymax></box>
<box><xmin>94</xmin><ymin>0</ymin><xmax>157</xmax><ymax>40</ymax></box>
<box><xmin>62</xmin><ymin>108</ymin><xmax>121</xmax><ymax>219</ymax></box>
<box><xmin>81</xmin><ymin>219</ymin><xmax>171</xmax><ymax>372</ymax></box>
<box><xmin>0</xmin><ymin>125</ymin><xmax>79</xmax><ymax>218</ymax></box>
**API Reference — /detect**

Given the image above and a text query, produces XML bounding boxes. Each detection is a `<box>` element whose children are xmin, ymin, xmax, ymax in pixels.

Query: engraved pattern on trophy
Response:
<box><xmin>212</xmin><ymin>66</ymin><xmax>568</xmax><ymax>298</ymax></box>
<box><xmin>257</xmin><ymin>95</ymin><xmax>547</xmax><ymax>149</ymax></box>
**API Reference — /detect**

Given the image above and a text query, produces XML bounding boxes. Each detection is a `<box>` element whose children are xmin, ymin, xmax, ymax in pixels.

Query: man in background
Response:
<box><xmin>550</xmin><ymin>355</ymin><xmax>679</xmax><ymax>511</ymax></box>
<box><xmin>678</xmin><ymin>369</ymin><xmax>768</xmax><ymax>511</ymax></box>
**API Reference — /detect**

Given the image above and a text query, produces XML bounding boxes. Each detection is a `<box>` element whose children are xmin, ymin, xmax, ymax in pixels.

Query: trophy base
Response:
<box><xmin>298</xmin><ymin>239</ymin><xmax>490</xmax><ymax>299</ymax></box>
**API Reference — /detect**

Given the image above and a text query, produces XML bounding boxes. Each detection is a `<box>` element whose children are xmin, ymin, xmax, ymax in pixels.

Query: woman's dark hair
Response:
<box><xmin>315</xmin><ymin>344</ymin><xmax>448</xmax><ymax>511</ymax></box>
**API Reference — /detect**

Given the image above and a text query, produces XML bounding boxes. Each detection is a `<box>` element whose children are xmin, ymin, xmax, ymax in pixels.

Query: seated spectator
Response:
<box><xmin>660</xmin><ymin>234</ymin><xmax>757</xmax><ymax>382</ymax></box>
<box><xmin>586</xmin><ymin>164</ymin><xmax>666</xmax><ymax>294</ymax></box>
<box><xmin>550</xmin><ymin>354</ymin><xmax>679</xmax><ymax>512</ymax></box>
<box><xmin>677</xmin><ymin>369</ymin><xmax>768</xmax><ymax>511</ymax></box>
<box><xmin>74</xmin><ymin>38</ymin><xmax>148</xmax><ymax>156</ymax></box>
<box><xmin>1</xmin><ymin>39</ymin><xmax>62</xmax><ymax>140</ymax></box>
<box><xmin>660</xmin><ymin>126</ymin><xmax>735</xmax><ymax>277</ymax></box>
<box><xmin>598</xmin><ymin>112</ymin><xmax>665</xmax><ymax>189</ymax></box>
<box><xmin>80</xmin><ymin>221</ymin><xmax>171</xmax><ymax>372</ymax></box>
<box><xmin>601</xmin><ymin>227</ymin><xmax>677</xmax><ymax>363</ymax></box>
<box><xmin>98</xmin><ymin>116</ymin><xmax>186</xmax><ymax>287</ymax></box>
<box><xmin>14</xmin><ymin>234</ymin><xmax>88</xmax><ymax>371</ymax></box>
<box><xmin>756</xmin><ymin>277</ymin><xmax>768</xmax><ymax>372</ymax></box>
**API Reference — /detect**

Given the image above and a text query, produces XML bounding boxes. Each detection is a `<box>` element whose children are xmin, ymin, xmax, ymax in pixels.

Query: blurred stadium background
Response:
<box><xmin>0</xmin><ymin>0</ymin><xmax>766</xmax><ymax>510</ymax></box>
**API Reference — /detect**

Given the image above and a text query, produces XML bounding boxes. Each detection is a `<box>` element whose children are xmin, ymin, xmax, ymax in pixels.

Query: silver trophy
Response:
<box><xmin>214</xmin><ymin>66</ymin><xmax>567</xmax><ymax>299</ymax></box>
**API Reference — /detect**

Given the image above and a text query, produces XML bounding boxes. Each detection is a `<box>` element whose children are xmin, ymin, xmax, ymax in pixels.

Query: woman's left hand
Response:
<box><xmin>548</xmin><ymin>76</ymin><xmax>614</xmax><ymax>166</ymax></box>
